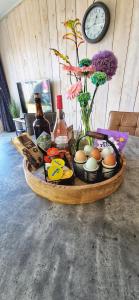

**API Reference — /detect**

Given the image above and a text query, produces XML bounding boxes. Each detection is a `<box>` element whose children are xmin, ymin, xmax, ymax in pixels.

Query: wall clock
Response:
<box><xmin>82</xmin><ymin>1</ymin><xmax>110</xmax><ymax>43</ymax></box>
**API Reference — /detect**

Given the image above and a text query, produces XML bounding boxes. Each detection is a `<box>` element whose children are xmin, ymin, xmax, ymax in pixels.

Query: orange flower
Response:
<box><xmin>66</xmin><ymin>81</ymin><xmax>82</xmax><ymax>100</ymax></box>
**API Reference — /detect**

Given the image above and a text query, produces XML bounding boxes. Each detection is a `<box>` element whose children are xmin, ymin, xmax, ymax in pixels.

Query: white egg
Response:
<box><xmin>84</xmin><ymin>157</ymin><xmax>98</xmax><ymax>171</ymax></box>
<box><xmin>84</xmin><ymin>145</ymin><xmax>93</xmax><ymax>156</ymax></box>
<box><xmin>101</xmin><ymin>147</ymin><xmax>113</xmax><ymax>159</ymax></box>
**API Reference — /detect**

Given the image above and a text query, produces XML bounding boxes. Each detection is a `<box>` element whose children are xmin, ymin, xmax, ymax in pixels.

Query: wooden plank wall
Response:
<box><xmin>0</xmin><ymin>0</ymin><xmax>138</xmax><ymax>130</ymax></box>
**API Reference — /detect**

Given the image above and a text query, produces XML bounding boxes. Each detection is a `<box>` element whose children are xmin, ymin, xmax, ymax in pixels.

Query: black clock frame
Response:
<box><xmin>82</xmin><ymin>1</ymin><xmax>110</xmax><ymax>44</ymax></box>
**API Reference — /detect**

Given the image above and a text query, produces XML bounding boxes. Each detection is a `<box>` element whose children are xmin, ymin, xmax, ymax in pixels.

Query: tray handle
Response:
<box><xmin>86</xmin><ymin>131</ymin><xmax>108</xmax><ymax>140</ymax></box>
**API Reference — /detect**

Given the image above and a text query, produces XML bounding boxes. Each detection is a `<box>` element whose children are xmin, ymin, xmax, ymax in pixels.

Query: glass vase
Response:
<box><xmin>81</xmin><ymin>109</ymin><xmax>93</xmax><ymax>146</ymax></box>
<box><xmin>81</xmin><ymin>114</ymin><xmax>91</xmax><ymax>135</ymax></box>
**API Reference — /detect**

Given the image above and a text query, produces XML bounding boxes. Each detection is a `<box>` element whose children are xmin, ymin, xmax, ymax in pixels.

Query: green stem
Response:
<box><xmin>81</xmin><ymin>107</ymin><xmax>91</xmax><ymax>143</ymax></box>
<box><xmin>69</xmin><ymin>71</ymin><xmax>72</xmax><ymax>85</ymax></box>
<box><xmin>86</xmin><ymin>76</ymin><xmax>87</xmax><ymax>92</ymax></box>
<box><xmin>75</xmin><ymin>39</ymin><xmax>79</xmax><ymax>65</ymax></box>
<box><xmin>83</xmin><ymin>76</ymin><xmax>87</xmax><ymax>93</ymax></box>
<box><xmin>73</xmin><ymin>28</ymin><xmax>80</xmax><ymax>65</ymax></box>
<box><xmin>89</xmin><ymin>85</ymin><xmax>98</xmax><ymax>116</ymax></box>
<box><xmin>85</xmin><ymin>76</ymin><xmax>87</xmax><ymax>92</ymax></box>
<box><xmin>84</xmin><ymin>77</ymin><xmax>85</xmax><ymax>92</ymax></box>
<box><xmin>82</xmin><ymin>120</ymin><xmax>92</xmax><ymax>145</ymax></box>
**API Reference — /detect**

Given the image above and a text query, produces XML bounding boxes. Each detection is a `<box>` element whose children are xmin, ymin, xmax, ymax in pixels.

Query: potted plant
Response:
<box><xmin>9</xmin><ymin>99</ymin><xmax>23</xmax><ymax>131</ymax></box>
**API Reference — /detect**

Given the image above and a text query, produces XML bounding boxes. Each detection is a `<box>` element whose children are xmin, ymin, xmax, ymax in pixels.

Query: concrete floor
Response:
<box><xmin>0</xmin><ymin>132</ymin><xmax>139</xmax><ymax>300</ymax></box>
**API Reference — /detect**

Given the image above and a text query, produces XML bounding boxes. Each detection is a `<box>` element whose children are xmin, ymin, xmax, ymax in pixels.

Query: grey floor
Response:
<box><xmin>0</xmin><ymin>132</ymin><xmax>139</xmax><ymax>300</ymax></box>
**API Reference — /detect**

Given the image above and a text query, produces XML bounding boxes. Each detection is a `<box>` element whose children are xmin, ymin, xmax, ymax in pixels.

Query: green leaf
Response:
<box><xmin>64</xmin><ymin>18</ymin><xmax>81</xmax><ymax>30</ymax></box>
<box><xmin>64</xmin><ymin>20</ymin><xmax>75</xmax><ymax>30</ymax></box>
<box><xmin>50</xmin><ymin>48</ymin><xmax>70</xmax><ymax>64</ymax></box>
<box><xmin>9</xmin><ymin>100</ymin><xmax>20</xmax><ymax>118</ymax></box>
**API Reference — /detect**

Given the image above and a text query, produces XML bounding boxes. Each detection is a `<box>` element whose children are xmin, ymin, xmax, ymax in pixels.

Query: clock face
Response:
<box><xmin>85</xmin><ymin>7</ymin><xmax>105</xmax><ymax>40</ymax></box>
<box><xmin>82</xmin><ymin>2</ymin><xmax>110</xmax><ymax>43</ymax></box>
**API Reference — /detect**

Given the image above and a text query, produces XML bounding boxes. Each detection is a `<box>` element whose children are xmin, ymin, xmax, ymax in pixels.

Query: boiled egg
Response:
<box><xmin>74</xmin><ymin>150</ymin><xmax>87</xmax><ymax>163</ymax></box>
<box><xmin>90</xmin><ymin>148</ymin><xmax>101</xmax><ymax>161</ymax></box>
<box><xmin>84</xmin><ymin>157</ymin><xmax>98</xmax><ymax>171</ymax></box>
<box><xmin>84</xmin><ymin>145</ymin><xmax>93</xmax><ymax>156</ymax></box>
<box><xmin>103</xmin><ymin>154</ymin><xmax>116</xmax><ymax>167</ymax></box>
<box><xmin>101</xmin><ymin>147</ymin><xmax>113</xmax><ymax>159</ymax></box>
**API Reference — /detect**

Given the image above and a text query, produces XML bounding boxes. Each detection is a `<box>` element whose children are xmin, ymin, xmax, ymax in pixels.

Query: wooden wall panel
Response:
<box><xmin>65</xmin><ymin>0</ymin><xmax>76</xmax><ymax>127</ymax></box>
<box><xmin>0</xmin><ymin>18</ymin><xmax>19</xmax><ymax>100</ymax></box>
<box><xmin>105</xmin><ymin>0</ymin><xmax>134</xmax><ymax>126</ymax></box>
<box><xmin>55</xmin><ymin>0</ymin><xmax>67</xmax><ymax>119</ymax></box>
<box><xmin>76</xmin><ymin>0</ymin><xmax>88</xmax><ymax>130</ymax></box>
<box><xmin>87</xmin><ymin>0</ymin><xmax>100</xmax><ymax>129</ymax></box>
<box><xmin>90</xmin><ymin>0</ymin><xmax>117</xmax><ymax>130</ymax></box>
<box><xmin>47</xmin><ymin>0</ymin><xmax>60</xmax><ymax>108</ymax></box>
<box><xmin>0</xmin><ymin>0</ymin><xmax>139</xmax><ymax>131</ymax></box>
<box><xmin>18</xmin><ymin>0</ymin><xmax>35</xmax><ymax>80</ymax></box>
<box><xmin>119</xmin><ymin>0</ymin><xmax>139</xmax><ymax>112</ymax></box>
<box><xmin>7</xmin><ymin>11</ymin><xmax>24</xmax><ymax>81</ymax></box>
<box><xmin>134</xmin><ymin>82</ymin><xmax>139</xmax><ymax>112</ymax></box>
<box><xmin>38</xmin><ymin>0</ymin><xmax>53</xmax><ymax>80</ymax></box>
<box><xmin>23</xmin><ymin>0</ymin><xmax>39</xmax><ymax>78</ymax></box>
<box><xmin>76</xmin><ymin>0</ymin><xmax>87</xmax><ymax>59</ymax></box>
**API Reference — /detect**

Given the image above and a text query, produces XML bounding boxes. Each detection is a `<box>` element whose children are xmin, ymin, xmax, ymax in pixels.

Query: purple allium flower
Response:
<box><xmin>92</xmin><ymin>50</ymin><xmax>118</xmax><ymax>80</ymax></box>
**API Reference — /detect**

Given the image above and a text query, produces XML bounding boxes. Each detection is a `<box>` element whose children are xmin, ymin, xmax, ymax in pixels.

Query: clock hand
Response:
<box><xmin>93</xmin><ymin>15</ymin><xmax>97</xmax><ymax>26</ymax></box>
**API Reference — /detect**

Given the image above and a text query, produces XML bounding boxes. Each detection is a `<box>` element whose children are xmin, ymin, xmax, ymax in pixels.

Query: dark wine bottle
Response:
<box><xmin>33</xmin><ymin>93</ymin><xmax>51</xmax><ymax>151</ymax></box>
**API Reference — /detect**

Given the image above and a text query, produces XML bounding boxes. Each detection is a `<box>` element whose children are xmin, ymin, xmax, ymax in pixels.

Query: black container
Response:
<box><xmin>73</xmin><ymin>131</ymin><xmax>121</xmax><ymax>184</ymax></box>
<box><xmin>43</xmin><ymin>152</ymin><xmax>75</xmax><ymax>185</ymax></box>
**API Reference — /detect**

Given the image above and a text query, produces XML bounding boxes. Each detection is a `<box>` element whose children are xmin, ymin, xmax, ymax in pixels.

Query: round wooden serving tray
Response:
<box><xmin>23</xmin><ymin>155</ymin><xmax>126</xmax><ymax>204</ymax></box>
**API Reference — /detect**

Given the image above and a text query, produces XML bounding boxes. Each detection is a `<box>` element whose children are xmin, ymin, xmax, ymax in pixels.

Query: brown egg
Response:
<box><xmin>74</xmin><ymin>150</ymin><xmax>87</xmax><ymax>163</ymax></box>
<box><xmin>90</xmin><ymin>148</ymin><xmax>101</xmax><ymax>161</ymax></box>
<box><xmin>104</xmin><ymin>154</ymin><xmax>116</xmax><ymax>166</ymax></box>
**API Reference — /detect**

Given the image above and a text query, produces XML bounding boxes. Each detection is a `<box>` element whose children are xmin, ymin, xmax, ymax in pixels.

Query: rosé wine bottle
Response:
<box><xmin>53</xmin><ymin>95</ymin><xmax>68</xmax><ymax>149</ymax></box>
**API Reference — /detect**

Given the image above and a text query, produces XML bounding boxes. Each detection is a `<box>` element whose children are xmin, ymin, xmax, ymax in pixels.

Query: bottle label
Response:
<box><xmin>37</xmin><ymin>131</ymin><xmax>51</xmax><ymax>151</ymax></box>
<box><xmin>55</xmin><ymin>135</ymin><xmax>68</xmax><ymax>149</ymax></box>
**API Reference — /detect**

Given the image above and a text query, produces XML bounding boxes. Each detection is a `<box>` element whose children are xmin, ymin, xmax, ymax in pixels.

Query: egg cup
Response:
<box><xmin>83</xmin><ymin>165</ymin><xmax>99</xmax><ymax>183</ymax></box>
<box><xmin>74</xmin><ymin>158</ymin><xmax>87</xmax><ymax>171</ymax></box>
<box><xmin>102</xmin><ymin>161</ymin><xmax>117</xmax><ymax>179</ymax></box>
